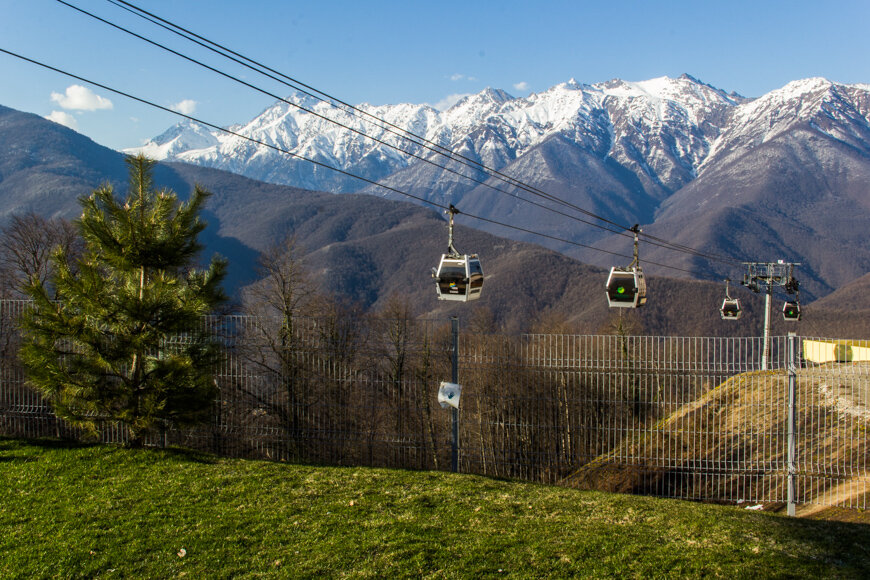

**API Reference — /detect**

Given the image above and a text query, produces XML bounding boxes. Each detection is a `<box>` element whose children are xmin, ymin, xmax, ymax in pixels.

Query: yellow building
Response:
<box><xmin>803</xmin><ymin>340</ymin><xmax>870</xmax><ymax>364</ymax></box>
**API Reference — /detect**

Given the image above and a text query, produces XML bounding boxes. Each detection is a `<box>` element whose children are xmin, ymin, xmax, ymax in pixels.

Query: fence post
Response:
<box><xmin>451</xmin><ymin>316</ymin><xmax>459</xmax><ymax>473</ymax></box>
<box><xmin>762</xmin><ymin>288</ymin><xmax>772</xmax><ymax>371</ymax></box>
<box><xmin>787</xmin><ymin>332</ymin><xmax>797</xmax><ymax>517</ymax></box>
<box><xmin>0</xmin><ymin>302</ymin><xmax>4</xmax><ymax>400</ymax></box>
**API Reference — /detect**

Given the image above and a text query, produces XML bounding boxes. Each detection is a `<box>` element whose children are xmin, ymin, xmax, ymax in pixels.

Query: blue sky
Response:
<box><xmin>1</xmin><ymin>0</ymin><xmax>868</xmax><ymax>151</ymax></box>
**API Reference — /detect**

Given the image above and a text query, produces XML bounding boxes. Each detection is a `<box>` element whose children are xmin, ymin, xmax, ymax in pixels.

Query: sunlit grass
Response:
<box><xmin>2</xmin><ymin>437</ymin><xmax>870</xmax><ymax>578</ymax></box>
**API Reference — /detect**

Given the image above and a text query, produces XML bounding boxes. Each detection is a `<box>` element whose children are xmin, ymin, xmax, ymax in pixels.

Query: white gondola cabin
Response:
<box><xmin>606</xmin><ymin>267</ymin><xmax>647</xmax><ymax>308</ymax></box>
<box><xmin>783</xmin><ymin>301</ymin><xmax>801</xmax><ymax>321</ymax></box>
<box><xmin>606</xmin><ymin>225</ymin><xmax>647</xmax><ymax>309</ymax></box>
<box><xmin>434</xmin><ymin>254</ymin><xmax>484</xmax><ymax>302</ymax></box>
<box><xmin>433</xmin><ymin>205</ymin><xmax>484</xmax><ymax>302</ymax></box>
<box><xmin>719</xmin><ymin>279</ymin><xmax>742</xmax><ymax>320</ymax></box>
<box><xmin>720</xmin><ymin>298</ymin><xmax>743</xmax><ymax>320</ymax></box>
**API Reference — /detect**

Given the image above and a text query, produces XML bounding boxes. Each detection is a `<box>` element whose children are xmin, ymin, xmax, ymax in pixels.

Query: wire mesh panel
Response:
<box><xmin>1</xmin><ymin>300</ymin><xmax>868</xmax><ymax>511</ymax></box>
<box><xmin>457</xmin><ymin>333</ymin><xmax>793</xmax><ymax>504</ymax></box>
<box><xmin>794</xmin><ymin>337</ymin><xmax>870</xmax><ymax>510</ymax></box>
<box><xmin>0</xmin><ymin>300</ymin><xmax>59</xmax><ymax>439</ymax></box>
<box><xmin>0</xmin><ymin>306</ymin><xmax>458</xmax><ymax>469</ymax></box>
<box><xmin>196</xmin><ymin>314</ymin><xmax>456</xmax><ymax>471</ymax></box>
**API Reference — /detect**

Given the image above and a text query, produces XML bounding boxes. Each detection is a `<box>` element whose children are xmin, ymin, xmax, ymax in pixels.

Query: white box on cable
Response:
<box><xmin>438</xmin><ymin>382</ymin><xmax>461</xmax><ymax>409</ymax></box>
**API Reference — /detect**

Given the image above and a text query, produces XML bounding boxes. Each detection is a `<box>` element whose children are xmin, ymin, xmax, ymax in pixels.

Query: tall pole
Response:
<box><xmin>762</xmin><ymin>285</ymin><xmax>772</xmax><ymax>371</ymax></box>
<box><xmin>451</xmin><ymin>316</ymin><xmax>459</xmax><ymax>473</ymax></box>
<box><xmin>787</xmin><ymin>332</ymin><xmax>797</xmax><ymax>517</ymax></box>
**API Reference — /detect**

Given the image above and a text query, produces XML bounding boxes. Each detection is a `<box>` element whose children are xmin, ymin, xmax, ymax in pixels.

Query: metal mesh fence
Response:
<box><xmin>1</xmin><ymin>300</ymin><xmax>868</xmax><ymax>510</ymax></box>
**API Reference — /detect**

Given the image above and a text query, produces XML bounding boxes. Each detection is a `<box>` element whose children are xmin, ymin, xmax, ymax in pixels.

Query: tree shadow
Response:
<box><xmin>0</xmin><ymin>436</ymin><xmax>219</xmax><ymax>464</ymax></box>
<box><xmin>0</xmin><ymin>436</ymin><xmax>97</xmax><ymax>451</ymax></box>
<box><xmin>151</xmin><ymin>446</ymin><xmax>220</xmax><ymax>465</ymax></box>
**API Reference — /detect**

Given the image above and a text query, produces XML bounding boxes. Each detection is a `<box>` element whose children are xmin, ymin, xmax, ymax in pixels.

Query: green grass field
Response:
<box><xmin>2</xmin><ymin>437</ymin><xmax>870</xmax><ymax>578</ymax></box>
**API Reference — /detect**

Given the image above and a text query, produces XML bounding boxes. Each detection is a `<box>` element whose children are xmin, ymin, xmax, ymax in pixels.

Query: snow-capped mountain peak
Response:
<box><xmin>134</xmin><ymin>119</ymin><xmax>219</xmax><ymax>160</ymax></box>
<box><xmin>701</xmin><ymin>77</ymin><xmax>870</xmax><ymax>168</ymax></box>
<box><xmin>127</xmin><ymin>75</ymin><xmax>870</xmax><ymax>202</ymax></box>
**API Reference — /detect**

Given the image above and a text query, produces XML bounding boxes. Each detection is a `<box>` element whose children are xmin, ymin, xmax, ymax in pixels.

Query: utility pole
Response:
<box><xmin>451</xmin><ymin>316</ymin><xmax>459</xmax><ymax>473</ymax></box>
<box><xmin>741</xmin><ymin>261</ymin><xmax>801</xmax><ymax>370</ymax></box>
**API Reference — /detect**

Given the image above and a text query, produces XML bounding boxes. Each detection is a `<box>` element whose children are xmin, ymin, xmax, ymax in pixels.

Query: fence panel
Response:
<box><xmin>458</xmin><ymin>334</ymin><xmax>792</xmax><ymax>503</ymax></box>
<box><xmin>1</xmin><ymin>301</ymin><xmax>868</xmax><ymax>510</ymax></box>
<box><xmin>0</xmin><ymin>300</ymin><xmax>59</xmax><ymax>439</ymax></box>
<box><xmin>793</xmin><ymin>337</ymin><xmax>870</xmax><ymax>510</ymax></box>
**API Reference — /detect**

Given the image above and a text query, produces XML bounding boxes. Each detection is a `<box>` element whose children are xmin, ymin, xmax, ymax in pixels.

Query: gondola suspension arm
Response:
<box><xmin>629</xmin><ymin>224</ymin><xmax>641</xmax><ymax>269</ymax></box>
<box><xmin>446</xmin><ymin>204</ymin><xmax>460</xmax><ymax>257</ymax></box>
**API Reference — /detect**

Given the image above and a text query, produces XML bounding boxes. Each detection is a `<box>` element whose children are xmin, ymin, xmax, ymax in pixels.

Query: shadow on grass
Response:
<box><xmin>0</xmin><ymin>455</ymin><xmax>33</xmax><ymax>462</ymax></box>
<box><xmin>0</xmin><ymin>436</ymin><xmax>94</xmax><ymax>462</ymax></box>
<box><xmin>152</xmin><ymin>446</ymin><xmax>220</xmax><ymax>465</ymax></box>
<box><xmin>0</xmin><ymin>436</ymin><xmax>97</xmax><ymax>451</ymax></box>
<box><xmin>0</xmin><ymin>436</ymin><xmax>219</xmax><ymax>464</ymax></box>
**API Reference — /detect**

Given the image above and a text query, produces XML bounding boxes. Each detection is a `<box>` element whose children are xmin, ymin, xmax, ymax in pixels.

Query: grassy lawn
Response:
<box><xmin>2</xmin><ymin>438</ymin><xmax>870</xmax><ymax>578</ymax></box>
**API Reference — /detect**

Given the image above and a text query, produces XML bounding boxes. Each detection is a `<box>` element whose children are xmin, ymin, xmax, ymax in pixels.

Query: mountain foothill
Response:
<box><xmin>1</xmin><ymin>72</ymin><xmax>869</xmax><ymax>337</ymax></box>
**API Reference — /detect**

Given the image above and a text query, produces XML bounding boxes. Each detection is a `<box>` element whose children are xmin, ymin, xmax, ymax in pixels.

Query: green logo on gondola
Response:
<box><xmin>617</xmin><ymin>286</ymin><xmax>626</xmax><ymax>294</ymax></box>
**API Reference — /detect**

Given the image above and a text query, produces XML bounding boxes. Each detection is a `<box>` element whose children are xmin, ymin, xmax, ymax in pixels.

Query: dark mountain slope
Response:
<box><xmin>0</xmin><ymin>105</ymin><xmax>128</xmax><ymax>218</ymax></box>
<box><xmin>0</xmin><ymin>103</ymin><xmax>867</xmax><ymax>336</ymax></box>
<box><xmin>608</xmin><ymin>127</ymin><xmax>870</xmax><ymax>300</ymax></box>
<box><xmin>452</xmin><ymin>134</ymin><xmax>659</xmax><ymax>250</ymax></box>
<box><xmin>809</xmin><ymin>272</ymin><xmax>870</xmax><ymax>310</ymax></box>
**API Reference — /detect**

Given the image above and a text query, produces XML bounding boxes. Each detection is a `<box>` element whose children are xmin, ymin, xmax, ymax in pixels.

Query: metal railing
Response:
<box><xmin>1</xmin><ymin>300</ymin><xmax>868</xmax><ymax>511</ymax></box>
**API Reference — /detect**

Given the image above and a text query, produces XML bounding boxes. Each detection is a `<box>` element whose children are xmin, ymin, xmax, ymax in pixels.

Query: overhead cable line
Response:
<box><xmin>59</xmin><ymin>0</ymin><xmax>634</xmax><ymax>241</ymax></box>
<box><xmin>0</xmin><ymin>47</ymin><xmax>703</xmax><ymax>275</ymax></box>
<box><xmin>108</xmin><ymin>0</ymin><xmax>745</xmax><ymax>266</ymax></box>
<box><xmin>90</xmin><ymin>0</ymin><xmax>743</xmax><ymax>267</ymax></box>
<box><xmin>105</xmin><ymin>0</ymin><xmax>632</xmax><ymax>231</ymax></box>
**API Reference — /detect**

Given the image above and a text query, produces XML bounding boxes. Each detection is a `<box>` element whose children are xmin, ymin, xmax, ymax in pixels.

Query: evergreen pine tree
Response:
<box><xmin>19</xmin><ymin>154</ymin><xmax>227</xmax><ymax>445</ymax></box>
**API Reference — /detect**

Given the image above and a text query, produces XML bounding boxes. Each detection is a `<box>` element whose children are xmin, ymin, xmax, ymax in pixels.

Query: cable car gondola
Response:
<box><xmin>720</xmin><ymin>278</ymin><xmax>743</xmax><ymax>320</ymax></box>
<box><xmin>782</xmin><ymin>274</ymin><xmax>801</xmax><ymax>321</ymax></box>
<box><xmin>606</xmin><ymin>225</ymin><xmax>647</xmax><ymax>308</ymax></box>
<box><xmin>434</xmin><ymin>255</ymin><xmax>483</xmax><ymax>301</ymax></box>
<box><xmin>606</xmin><ymin>268</ymin><xmax>647</xmax><ymax>308</ymax></box>
<box><xmin>721</xmin><ymin>299</ymin><xmax>742</xmax><ymax>319</ymax></box>
<box><xmin>433</xmin><ymin>205</ymin><xmax>484</xmax><ymax>302</ymax></box>
<box><xmin>783</xmin><ymin>301</ymin><xmax>801</xmax><ymax>321</ymax></box>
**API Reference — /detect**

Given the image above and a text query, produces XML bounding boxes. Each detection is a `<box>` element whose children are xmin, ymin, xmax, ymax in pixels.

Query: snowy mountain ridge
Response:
<box><xmin>700</xmin><ymin>78</ymin><xmax>870</xmax><ymax>168</ymax></box>
<box><xmin>131</xmin><ymin>74</ymin><xmax>745</xmax><ymax>193</ymax></box>
<box><xmin>130</xmin><ymin>74</ymin><xmax>870</xmax><ymax>206</ymax></box>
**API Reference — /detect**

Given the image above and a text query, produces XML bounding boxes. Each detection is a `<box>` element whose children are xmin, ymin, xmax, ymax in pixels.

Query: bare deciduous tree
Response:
<box><xmin>0</xmin><ymin>212</ymin><xmax>82</xmax><ymax>298</ymax></box>
<box><xmin>237</xmin><ymin>236</ymin><xmax>367</xmax><ymax>462</ymax></box>
<box><xmin>237</xmin><ymin>236</ymin><xmax>317</xmax><ymax>452</ymax></box>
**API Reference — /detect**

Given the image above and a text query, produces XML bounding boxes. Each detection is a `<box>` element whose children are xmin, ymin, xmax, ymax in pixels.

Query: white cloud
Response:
<box><xmin>513</xmin><ymin>81</ymin><xmax>530</xmax><ymax>92</ymax></box>
<box><xmin>432</xmin><ymin>93</ymin><xmax>471</xmax><ymax>111</ymax></box>
<box><xmin>50</xmin><ymin>85</ymin><xmax>113</xmax><ymax>111</ymax></box>
<box><xmin>171</xmin><ymin>99</ymin><xmax>197</xmax><ymax>115</ymax></box>
<box><xmin>45</xmin><ymin>110</ymin><xmax>78</xmax><ymax>129</ymax></box>
<box><xmin>449</xmin><ymin>73</ymin><xmax>477</xmax><ymax>82</ymax></box>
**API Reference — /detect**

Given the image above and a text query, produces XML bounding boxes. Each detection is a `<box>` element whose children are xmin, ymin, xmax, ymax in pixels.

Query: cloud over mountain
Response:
<box><xmin>50</xmin><ymin>85</ymin><xmax>113</xmax><ymax>111</ymax></box>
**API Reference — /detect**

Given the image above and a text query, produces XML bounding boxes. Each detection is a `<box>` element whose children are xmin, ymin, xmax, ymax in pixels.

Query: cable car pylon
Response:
<box><xmin>606</xmin><ymin>225</ymin><xmax>647</xmax><ymax>308</ymax></box>
<box><xmin>740</xmin><ymin>261</ymin><xmax>802</xmax><ymax>370</ymax></box>
<box><xmin>432</xmin><ymin>205</ymin><xmax>484</xmax><ymax>302</ymax></box>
